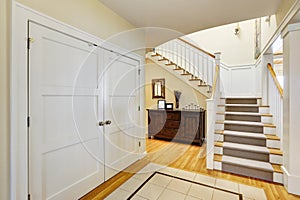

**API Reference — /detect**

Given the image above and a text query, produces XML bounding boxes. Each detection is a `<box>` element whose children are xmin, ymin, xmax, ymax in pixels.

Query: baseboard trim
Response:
<box><xmin>282</xmin><ymin>166</ymin><xmax>300</xmax><ymax>195</ymax></box>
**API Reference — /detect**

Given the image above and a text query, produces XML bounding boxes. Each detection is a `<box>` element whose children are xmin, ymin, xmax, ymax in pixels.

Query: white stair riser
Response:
<box><xmin>259</xmin><ymin>107</ymin><xmax>270</xmax><ymax>114</ymax></box>
<box><xmin>214</xmin><ymin>134</ymin><xmax>224</xmax><ymax>142</ymax></box>
<box><xmin>174</xmin><ymin>70</ymin><xmax>184</xmax><ymax>76</ymax></box>
<box><xmin>215</xmin><ymin>123</ymin><xmax>224</xmax><ymax>130</ymax></box>
<box><xmin>190</xmin><ymin>81</ymin><xmax>200</xmax><ymax>88</ymax></box>
<box><xmin>220</xmin><ymin>99</ymin><xmax>226</xmax><ymax>105</ymax></box>
<box><xmin>217</xmin><ymin>106</ymin><xmax>225</xmax><ymax>112</ymax></box>
<box><xmin>264</xmin><ymin>126</ymin><xmax>276</xmax><ymax>134</ymax></box>
<box><xmin>214</xmin><ymin>146</ymin><xmax>223</xmax><ymax>155</ymax></box>
<box><xmin>257</xmin><ymin>98</ymin><xmax>262</xmax><ymax>106</ymax></box>
<box><xmin>156</xmin><ymin>58</ymin><xmax>168</xmax><ymax>64</ymax></box>
<box><xmin>216</xmin><ymin>114</ymin><xmax>225</xmax><ymax>121</ymax></box>
<box><xmin>267</xmin><ymin>140</ymin><xmax>281</xmax><ymax>149</ymax></box>
<box><xmin>214</xmin><ymin>161</ymin><xmax>222</xmax><ymax>170</ymax></box>
<box><xmin>270</xmin><ymin>154</ymin><xmax>283</xmax><ymax>165</ymax></box>
<box><xmin>273</xmin><ymin>172</ymin><xmax>283</xmax><ymax>184</ymax></box>
<box><xmin>262</xmin><ymin>116</ymin><xmax>273</xmax><ymax>124</ymax></box>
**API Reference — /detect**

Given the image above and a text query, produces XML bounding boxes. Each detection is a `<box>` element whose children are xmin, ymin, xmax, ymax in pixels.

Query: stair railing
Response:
<box><xmin>155</xmin><ymin>38</ymin><xmax>215</xmax><ymax>86</ymax></box>
<box><xmin>267</xmin><ymin>63</ymin><xmax>283</xmax><ymax>140</ymax></box>
<box><xmin>205</xmin><ymin>53</ymin><xmax>221</xmax><ymax>169</ymax></box>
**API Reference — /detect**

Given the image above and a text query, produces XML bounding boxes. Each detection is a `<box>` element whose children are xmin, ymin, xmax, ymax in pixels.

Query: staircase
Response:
<box><xmin>146</xmin><ymin>38</ymin><xmax>216</xmax><ymax>97</ymax></box>
<box><xmin>213</xmin><ymin>97</ymin><xmax>283</xmax><ymax>183</ymax></box>
<box><xmin>148</xmin><ymin>52</ymin><xmax>212</xmax><ymax>97</ymax></box>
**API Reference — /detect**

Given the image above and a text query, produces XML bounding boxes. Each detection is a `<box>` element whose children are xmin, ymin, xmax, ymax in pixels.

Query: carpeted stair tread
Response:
<box><xmin>224</xmin><ymin>112</ymin><xmax>271</xmax><ymax>116</ymax></box>
<box><xmin>223</xmin><ymin>120</ymin><xmax>275</xmax><ymax>127</ymax></box>
<box><xmin>224</xmin><ymin>120</ymin><xmax>263</xmax><ymax>125</ymax></box>
<box><xmin>223</xmin><ymin>130</ymin><xmax>266</xmax><ymax>139</ymax></box>
<box><xmin>222</xmin><ymin>155</ymin><xmax>273</xmax><ymax>172</ymax></box>
<box><xmin>225</xmin><ymin>104</ymin><xmax>260</xmax><ymax>107</ymax></box>
<box><xmin>223</xmin><ymin>142</ymin><xmax>269</xmax><ymax>153</ymax></box>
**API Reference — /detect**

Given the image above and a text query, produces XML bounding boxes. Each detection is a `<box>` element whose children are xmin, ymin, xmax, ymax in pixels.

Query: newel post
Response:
<box><xmin>215</xmin><ymin>52</ymin><xmax>221</xmax><ymax>65</ymax></box>
<box><xmin>214</xmin><ymin>52</ymin><xmax>221</xmax><ymax>98</ymax></box>
<box><xmin>205</xmin><ymin>52</ymin><xmax>221</xmax><ymax>170</ymax></box>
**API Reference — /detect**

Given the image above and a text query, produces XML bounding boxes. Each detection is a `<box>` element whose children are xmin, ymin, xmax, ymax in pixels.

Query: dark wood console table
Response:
<box><xmin>147</xmin><ymin>109</ymin><xmax>205</xmax><ymax>146</ymax></box>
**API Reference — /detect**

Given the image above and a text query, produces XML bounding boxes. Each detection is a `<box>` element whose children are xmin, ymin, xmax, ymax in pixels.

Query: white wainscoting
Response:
<box><xmin>220</xmin><ymin>64</ymin><xmax>256</xmax><ymax>97</ymax></box>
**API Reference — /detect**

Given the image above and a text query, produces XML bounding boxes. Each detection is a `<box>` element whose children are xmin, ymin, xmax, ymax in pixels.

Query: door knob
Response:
<box><xmin>98</xmin><ymin>120</ymin><xmax>112</xmax><ymax>126</ymax></box>
<box><xmin>99</xmin><ymin>121</ymin><xmax>105</xmax><ymax>126</ymax></box>
<box><xmin>105</xmin><ymin>120</ymin><xmax>111</xmax><ymax>125</ymax></box>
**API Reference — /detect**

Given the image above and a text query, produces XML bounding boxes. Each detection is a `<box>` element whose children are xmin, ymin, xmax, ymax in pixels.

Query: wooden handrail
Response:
<box><xmin>267</xmin><ymin>63</ymin><xmax>283</xmax><ymax>97</ymax></box>
<box><xmin>178</xmin><ymin>38</ymin><xmax>215</xmax><ymax>58</ymax></box>
<box><xmin>211</xmin><ymin>65</ymin><xmax>220</xmax><ymax>99</ymax></box>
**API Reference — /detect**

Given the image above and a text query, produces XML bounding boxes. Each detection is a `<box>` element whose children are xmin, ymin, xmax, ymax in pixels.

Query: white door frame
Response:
<box><xmin>11</xmin><ymin>2</ymin><xmax>144</xmax><ymax>199</ymax></box>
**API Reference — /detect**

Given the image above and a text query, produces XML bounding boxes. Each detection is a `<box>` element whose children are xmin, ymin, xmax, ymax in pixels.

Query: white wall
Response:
<box><xmin>220</xmin><ymin>64</ymin><xmax>256</xmax><ymax>97</ymax></box>
<box><xmin>187</xmin><ymin>19</ymin><xmax>256</xmax><ymax>66</ymax></box>
<box><xmin>187</xmin><ymin>16</ymin><xmax>278</xmax><ymax>67</ymax></box>
<box><xmin>186</xmin><ymin>16</ymin><xmax>278</xmax><ymax>97</ymax></box>
<box><xmin>261</xmin><ymin>15</ymin><xmax>278</xmax><ymax>51</ymax></box>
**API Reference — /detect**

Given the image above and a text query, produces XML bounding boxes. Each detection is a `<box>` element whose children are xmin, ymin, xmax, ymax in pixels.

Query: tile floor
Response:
<box><xmin>105</xmin><ymin>163</ymin><xmax>267</xmax><ymax>200</ymax></box>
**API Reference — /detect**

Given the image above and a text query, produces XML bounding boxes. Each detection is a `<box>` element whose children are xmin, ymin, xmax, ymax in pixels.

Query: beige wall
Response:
<box><xmin>145</xmin><ymin>59</ymin><xmax>207</xmax><ymax>111</ymax></box>
<box><xmin>0</xmin><ymin>0</ymin><xmax>11</xmax><ymax>199</ymax></box>
<box><xmin>276</xmin><ymin>0</ymin><xmax>297</xmax><ymax>25</ymax></box>
<box><xmin>16</xmin><ymin>0</ymin><xmax>146</xmax><ymax>53</ymax></box>
<box><xmin>17</xmin><ymin>0</ymin><xmax>135</xmax><ymax>39</ymax></box>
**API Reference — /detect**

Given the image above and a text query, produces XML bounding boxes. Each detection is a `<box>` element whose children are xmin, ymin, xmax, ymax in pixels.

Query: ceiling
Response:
<box><xmin>99</xmin><ymin>0</ymin><xmax>282</xmax><ymax>46</ymax></box>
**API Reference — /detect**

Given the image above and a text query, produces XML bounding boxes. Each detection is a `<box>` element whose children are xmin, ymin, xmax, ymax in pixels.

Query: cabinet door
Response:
<box><xmin>148</xmin><ymin>111</ymin><xmax>166</xmax><ymax>137</ymax></box>
<box><xmin>182</xmin><ymin>112</ymin><xmax>200</xmax><ymax>141</ymax></box>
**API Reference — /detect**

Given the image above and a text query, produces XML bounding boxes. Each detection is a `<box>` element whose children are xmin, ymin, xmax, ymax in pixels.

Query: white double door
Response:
<box><xmin>28</xmin><ymin>22</ymin><xmax>141</xmax><ymax>199</ymax></box>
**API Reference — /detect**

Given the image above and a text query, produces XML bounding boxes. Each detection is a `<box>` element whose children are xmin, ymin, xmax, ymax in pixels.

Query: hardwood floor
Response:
<box><xmin>80</xmin><ymin>139</ymin><xmax>300</xmax><ymax>200</ymax></box>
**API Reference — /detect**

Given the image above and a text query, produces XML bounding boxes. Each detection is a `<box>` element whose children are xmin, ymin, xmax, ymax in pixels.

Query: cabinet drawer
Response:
<box><xmin>167</xmin><ymin>112</ymin><xmax>180</xmax><ymax>120</ymax></box>
<box><xmin>162</xmin><ymin>128</ymin><xmax>179</xmax><ymax>137</ymax></box>
<box><xmin>164</xmin><ymin>120</ymin><xmax>180</xmax><ymax>128</ymax></box>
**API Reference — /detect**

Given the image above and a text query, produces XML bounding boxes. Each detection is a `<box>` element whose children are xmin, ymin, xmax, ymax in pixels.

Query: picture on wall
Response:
<box><xmin>254</xmin><ymin>18</ymin><xmax>261</xmax><ymax>59</ymax></box>
<box><xmin>157</xmin><ymin>100</ymin><xmax>166</xmax><ymax>109</ymax></box>
<box><xmin>152</xmin><ymin>78</ymin><xmax>165</xmax><ymax>99</ymax></box>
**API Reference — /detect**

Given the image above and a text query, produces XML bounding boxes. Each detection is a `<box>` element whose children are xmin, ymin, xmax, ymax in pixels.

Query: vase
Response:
<box><xmin>175</xmin><ymin>99</ymin><xmax>179</xmax><ymax>109</ymax></box>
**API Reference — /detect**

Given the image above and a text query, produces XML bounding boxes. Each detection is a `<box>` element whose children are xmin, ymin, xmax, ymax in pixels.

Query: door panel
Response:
<box><xmin>29</xmin><ymin>22</ymin><xmax>104</xmax><ymax>200</ymax></box>
<box><xmin>104</xmin><ymin>53</ymin><xmax>140</xmax><ymax>180</ymax></box>
<box><xmin>29</xmin><ymin>21</ymin><xmax>141</xmax><ymax>199</ymax></box>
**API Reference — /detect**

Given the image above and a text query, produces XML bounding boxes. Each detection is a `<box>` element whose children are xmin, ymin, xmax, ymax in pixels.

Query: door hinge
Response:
<box><xmin>27</xmin><ymin>37</ymin><xmax>34</xmax><ymax>50</ymax></box>
<box><xmin>27</xmin><ymin>38</ymin><xmax>31</xmax><ymax>49</ymax></box>
<box><xmin>28</xmin><ymin>194</ymin><xmax>31</xmax><ymax>200</ymax></box>
<box><xmin>138</xmin><ymin>69</ymin><xmax>141</xmax><ymax>75</ymax></box>
<box><xmin>27</xmin><ymin>116</ymin><xmax>30</xmax><ymax>127</ymax></box>
<box><xmin>138</xmin><ymin>106</ymin><xmax>140</xmax><ymax>111</ymax></box>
